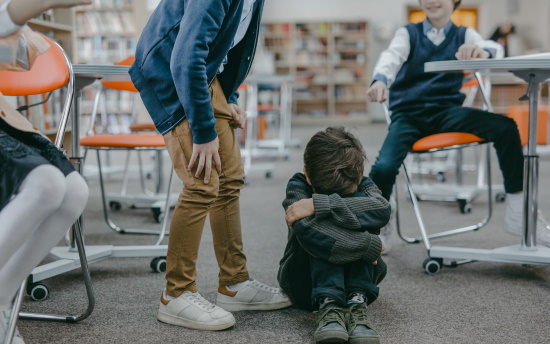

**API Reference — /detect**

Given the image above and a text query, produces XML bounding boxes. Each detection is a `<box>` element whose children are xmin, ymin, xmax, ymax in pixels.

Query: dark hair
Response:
<box><xmin>303</xmin><ymin>127</ymin><xmax>366</xmax><ymax>196</ymax></box>
<box><xmin>454</xmin><ymin>0</ymin><xmax>461</xmax><ymax>10</ymax></box>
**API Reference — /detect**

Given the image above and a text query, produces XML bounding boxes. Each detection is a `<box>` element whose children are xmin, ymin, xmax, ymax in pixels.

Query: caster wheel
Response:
<box><xmin>458</xmin><ymin>200</ymin><xmax>472</xmax><ymax>214</ymax></box>
<box><xmin>423</xmin><ymin>258</ymin><xmax>442</xmax><ymax>275</ymax></box>
<box><xmin>26</xmin><ymin>282</ymin><xmax>49</xmax><ymax>301</ymax></box>
<box><xmin>150</xmin><ymin>257</ymin><xmax>167</xmax><ymax>273</ymax></box>
<box><xmin>495</xmin><ymin>192</ymin><xmax>506</xmax><ymax>203</ymax></box>
<box><xmin>265</xmin><ymin>171</ymin><xmax>273</xmax><ymax>179</ymax></box>
<box><xmin>152</xmin><ymin>208</ymin><xmax>163</xmax><ymax>223</ymax></box>
<box><xmin>109</xmin><ymin>201</ymin><xmax>122</xmax><ymax>211</ymax></box>
<box><xmin>154</xmin><ymin>212</ymin><xmax>164</xmax><ymax>223</ymax></box>
<box><xmin>436</xmin><ymin>171</ymin><xmax>446</xmax><ymax>182</ymax></box>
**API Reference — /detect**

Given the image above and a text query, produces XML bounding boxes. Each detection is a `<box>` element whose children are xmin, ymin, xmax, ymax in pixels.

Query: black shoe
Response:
<box><xmin>347</xmin><ymin>303</ymin><xmax>379</xmax><ymax>344</ymax></box>
<box><xmin>313</xmin><ymin>305</ymin><xmax>349</xmax><ymax>343</ymax></box>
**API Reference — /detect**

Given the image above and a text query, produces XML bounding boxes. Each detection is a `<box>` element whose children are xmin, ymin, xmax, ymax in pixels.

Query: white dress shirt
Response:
<box><xmin>373</xmin><ymin>20</ymin><xmax>504</xmax><ymax>87</ymax></box>
<box><xmin>218</xmin><ymin>0</ymin><xmax>257</xmax><ymax>73</ymax></box>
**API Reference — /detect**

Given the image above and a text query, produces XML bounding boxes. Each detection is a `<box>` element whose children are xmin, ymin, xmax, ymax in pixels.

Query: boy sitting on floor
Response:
<box><xmin>278</xmin><ymin>126</ymin><xmax>390</xmax><ymax>344</ymax></box>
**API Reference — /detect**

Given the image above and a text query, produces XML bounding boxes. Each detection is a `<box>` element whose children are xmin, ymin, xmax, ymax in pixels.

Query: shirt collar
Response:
<box><xmin>422</xmin><ymin>19</ymin><xmax>453</xmax><ymax>36</ymax></box>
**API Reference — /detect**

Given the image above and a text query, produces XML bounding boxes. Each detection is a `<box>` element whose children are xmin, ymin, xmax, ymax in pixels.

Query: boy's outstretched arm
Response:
<box><xmin>283</xmin><ymin>173</ymin><xmax>385</xmax><ymax>265</ymax></box>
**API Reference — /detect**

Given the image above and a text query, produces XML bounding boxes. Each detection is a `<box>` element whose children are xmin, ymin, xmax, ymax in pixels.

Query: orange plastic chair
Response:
<box><xmin>0</xmin><ymin>35</ymin><xmax>74</xmax><ymax>149</ymax></box>
<box><xmin>80</xmin><ymin>57</ymin><xmax>173</xmax><ymax>236</ymax></box>
<box><xmin>0</xmin><ymin>35</ymin><xmax>95</xmax><ymax>328</ymax></box>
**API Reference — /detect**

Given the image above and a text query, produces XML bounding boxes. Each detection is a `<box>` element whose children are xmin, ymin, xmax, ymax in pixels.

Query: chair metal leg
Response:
<box><xmin>20</xmin><ymin>219</ymin><xmax>95</xmax><ymax>323</ymax></box>
<box><xmin>155</xmin><ymin>167</ymin><xmax>174</xmax><ymax>246</ymax></box>
<box><xmin>96</xmin><ymin>150</ymin><xmax>175</xmax><ymax>236</ymax></box>
<box><xmin>396</xmin><ymin>144</ymin><xmax>493</xmax><ymax>248</ymax></box>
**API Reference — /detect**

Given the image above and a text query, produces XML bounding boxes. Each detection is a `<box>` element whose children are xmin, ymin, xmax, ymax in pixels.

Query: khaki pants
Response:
<box><xmin>163</xmin><ymin>79</ymin><xmax>249</xmax><ymax>296</ymax></box>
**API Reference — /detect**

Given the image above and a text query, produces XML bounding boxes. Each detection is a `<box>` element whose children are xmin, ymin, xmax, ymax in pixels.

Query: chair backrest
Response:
<box><xmin>101</xmin><ymin>57</ymin><xmax>137</xmax><ymax>92</ymax></box>
<box><xmin>0</xmin><ymin>35</ymin><xmax>74</xmax><ymax>149</ymax></box>
<box><xmin>0</xmin><ymin>35</ymin><xmax>71</xmax><ymax>96</ymax></box>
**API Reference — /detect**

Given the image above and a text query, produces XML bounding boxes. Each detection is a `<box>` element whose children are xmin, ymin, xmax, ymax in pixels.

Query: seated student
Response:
<box><xmin>366</xmin><ymin>0</ymin><xmax>550</xmax><ymax>248</ymax></box>
<box><xmin>0</xmin><ymin>1</ymin><xmax>91</xmax><ymax>343</ymax></box>
<box><xmin>279</xmin><ymin>127</ymin><xmax>390</xmax><ymax>344</ymax></box>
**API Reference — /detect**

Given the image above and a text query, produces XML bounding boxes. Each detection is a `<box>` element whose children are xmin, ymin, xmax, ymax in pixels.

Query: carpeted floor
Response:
<box><xmin>16</xmin><ymin>122</ymin><xmax>550</xmax><ymax>344</ymax></box>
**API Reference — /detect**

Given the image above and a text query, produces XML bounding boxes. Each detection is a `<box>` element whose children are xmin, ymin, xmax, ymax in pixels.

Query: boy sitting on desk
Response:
<box><xmin>367</xmin><ymin>0</ymin><xmax>550</xmax><ymax>248</ymax></box>
<box><xmin>279</xmin><ymin>127</ymin><xmax>390</xmax><ymax>344</ymax></box>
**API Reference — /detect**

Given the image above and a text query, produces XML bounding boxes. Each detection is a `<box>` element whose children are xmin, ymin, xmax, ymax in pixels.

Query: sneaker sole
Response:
<box><xmin>349</xmin><ymin>335</ymin><xmax>380</xmax><ymax>344</ymax></box>
<box><xmin>314</xmin><ymin>329</ymin><xmax>349</xmax><ymax>343</ymax></box>
<box><xmin>215</xmin><ymin>299</ymin><xmax>292</xmax><ymax>312</ymax></box>
<box><xmin>157</xmin><ymin>311</ymin><xmax>235</xmax><ymax>331</ymax></box>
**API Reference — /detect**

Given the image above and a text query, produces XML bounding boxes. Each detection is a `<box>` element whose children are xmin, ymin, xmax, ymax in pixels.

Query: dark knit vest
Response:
<box><xmin>389</xmin><ymin>22</ymin><xmax>467</xmax><ymax>112</ymax></box>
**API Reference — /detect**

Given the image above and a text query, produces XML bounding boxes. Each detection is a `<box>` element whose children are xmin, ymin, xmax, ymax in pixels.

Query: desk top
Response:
<box><xmin>425</xmin><ymin>57</ymin><xmax>550</xmax><ymax>73</ymax></box>
<box><xmin>72</xmin><ymin>64</ymin><xmax>130</xmax><ymax>76</ymax></box>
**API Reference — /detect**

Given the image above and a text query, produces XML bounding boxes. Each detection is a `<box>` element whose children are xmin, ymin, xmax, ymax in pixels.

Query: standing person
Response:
<box><xmin>366</xmin><ymin>0</ymin><xmax>550</xmax><ymax>250</ymax></box>
<box><xmin>129</xmin><ymin>0</ymin><xmax>291</xmax><ymax>331</ymax></box>
<box><xmin>0</xmin><ymin>1</ymin><xmax>92</xmax><ymax>343</ymax></box>
<box><xmin>279</xmin><ymin>127</ymin><xmax>390</xmax><ymax>344</ymax></box>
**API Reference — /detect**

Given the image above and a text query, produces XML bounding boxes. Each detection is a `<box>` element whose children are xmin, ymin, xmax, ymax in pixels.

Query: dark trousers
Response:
<box><xmin>310</xmin><ymin>256</ymin><xmax>379</xmax><ymax>308</ymax></box>
<box><xmin>369</xmin><ymin>105</ymin><xmax>524</xmax><ymax>200</ymax></box>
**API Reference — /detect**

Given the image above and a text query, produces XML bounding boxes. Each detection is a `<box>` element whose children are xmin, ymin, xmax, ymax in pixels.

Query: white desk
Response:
<box><xmin>28</xmin><ymin>65</ymin><xmax>168</xmax><ymax>318</ymax></box>
<box><xmin>422</xmin><ymin>57</ymin><xmax>550</xmax><ymax>267</ymax></box>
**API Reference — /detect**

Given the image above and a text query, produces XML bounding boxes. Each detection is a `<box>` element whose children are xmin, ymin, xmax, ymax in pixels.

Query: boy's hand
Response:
<box><xmin>285</xmin><ymin>198</ymin><xmax>314</xmax><ymax>227</ymax></box>
<box><xmin>456</xmin><ymin>43</ymin><xmax>490</xmax><ymax>60</ymax></box>
<box><xmin>188</xmin><ymin>137</ymin><xmax>222</xmax><ymax>185</ymax></box>
<box><xmin>228</xmin><ymin>103</ymin><xmax>247</xmax><ymax>129</ymax></box>
<box><xmin>366</xmin><ymin>81</ymin><xmax>388</xmax><ymax>103</ymax></box>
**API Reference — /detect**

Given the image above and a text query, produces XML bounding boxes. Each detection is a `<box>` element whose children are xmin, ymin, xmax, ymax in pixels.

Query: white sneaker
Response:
<box><xmin>0</xmin><ymin>305</ymin><xmax>25</xmax><ymax>344</ymax></box>
<box><xmin>379</xmin><ymin>223</ymin><xmax>392</xmax><ymax>255</ymax></box>
<box><xmin>157</xmin><ymin>291</ymin><xmax>235</xmax><ymax>331</ymax></box>
<box><xmin>216</xmin><ymin>279</ymin><xmax>292</xmax><ymax>312</ymax></box>
<box><xmin>0</xmin><ymin>305</ymin><xmax>9</xmax><ymax>344</ymax></box>
<box><xmin>504</xmin><ymin>207</ymin><xmax>550</xmax><ymax>247</ymax></box>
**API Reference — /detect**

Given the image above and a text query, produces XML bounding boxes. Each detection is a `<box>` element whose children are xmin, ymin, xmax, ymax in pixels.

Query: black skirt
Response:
<box><xmin>0</xmin><ymin>118</ymin><xmax>74</xmax><ymax>211</ymax></box>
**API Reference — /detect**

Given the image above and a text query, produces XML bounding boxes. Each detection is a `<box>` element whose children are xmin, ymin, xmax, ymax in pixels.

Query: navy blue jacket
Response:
<box><xmin>129</xmin><ymin>0</ymin><xmax>265</xmax><ymax>143</ymax></box>
<box><xmin>389</xmin><ymin>22</ymin><xmax>467</xmax><ymax>113</ymax></box>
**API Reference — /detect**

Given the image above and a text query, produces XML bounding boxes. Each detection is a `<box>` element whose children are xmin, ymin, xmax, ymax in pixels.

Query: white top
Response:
<box><xmin>0</xmin><ymin>0</ymin><xmax>28</xmax><ymax>67</ymax></box>
<box><xmin>218</xmin><ymin>0</ymin><xmax>256</xmax><ymax>73</ymax></box>
<box><xmin>373</xmin><ymin>20</ymin><xmax>504</xmax><ymax>87</ymax></box>
<box><xmin>0</xmin><ymin>0</ymin><xmax>22</xmax><ymax>37</ymax></box>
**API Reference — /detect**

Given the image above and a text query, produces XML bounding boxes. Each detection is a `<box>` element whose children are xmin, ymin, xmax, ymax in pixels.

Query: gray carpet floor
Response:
<box><xmin>16</xmin><ymin>122</ymin><xmax>550</xmax><ymax>344</ymax></box>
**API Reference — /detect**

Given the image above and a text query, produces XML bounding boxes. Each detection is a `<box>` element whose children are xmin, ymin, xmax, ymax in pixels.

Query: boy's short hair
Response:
<box><xmin>454</xmin><ymin>0</ymin><xmax>461</xmax><ymax>10</ymax></box>
<box><xmin>303</xmin><ymin>126</ymin><xmax>366</xmax><ymax>196</ymax></box>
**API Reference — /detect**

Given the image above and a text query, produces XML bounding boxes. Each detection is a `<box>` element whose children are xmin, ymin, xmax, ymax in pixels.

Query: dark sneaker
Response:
<box><xmin>313</xmin><ymin>305</ymin><xmax>349</xmax><ymax>343</ymax></box>
<box><xmin>347</xmin><ymin>303</ymin><xmax>379</xmax><ymax>344</ymax></box>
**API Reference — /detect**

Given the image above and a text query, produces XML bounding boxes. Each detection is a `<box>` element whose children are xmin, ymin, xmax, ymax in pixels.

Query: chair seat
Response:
<box><xmin>129</xmin><ymin>123</ymin><xmax>157</xmax><ymax>132</ymax></box>
<box><xmin>412</xmin><ymin>132</ymin><xmax>484</xmax><ymax>152</ymax></box>
<box><xmin>80</xmin><ymin>134</ymin><xmax>165</xmax><ymax>148</ymax></box>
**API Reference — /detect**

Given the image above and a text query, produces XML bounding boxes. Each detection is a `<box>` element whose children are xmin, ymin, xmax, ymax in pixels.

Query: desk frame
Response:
<box><xmin>420</xmin><ymin>59</ymin><xmax>550</xmax><ymax>271</ymax></box>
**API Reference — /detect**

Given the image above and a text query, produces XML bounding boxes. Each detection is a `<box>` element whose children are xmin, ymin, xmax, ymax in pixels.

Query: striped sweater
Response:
<box><xmin>277</xmin><ymin>172</ymin><xmax>391</xmax><ymax>309</ymax></box>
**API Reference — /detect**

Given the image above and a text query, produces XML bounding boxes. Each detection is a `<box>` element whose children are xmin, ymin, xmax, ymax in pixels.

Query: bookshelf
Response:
<box><xmin>73</xmin><ymin>0</ymin><xmax>136</xmax><ymax>64</ymax></box>
<box><xmin>72</xmin><ymin>0</ymin><xmax>137</xmax><ymax>134</ymax></box>
<box><xmin>261</xmin><ymin>21</ymin><xmax>370</xmax><ymax>122</ymax></box>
